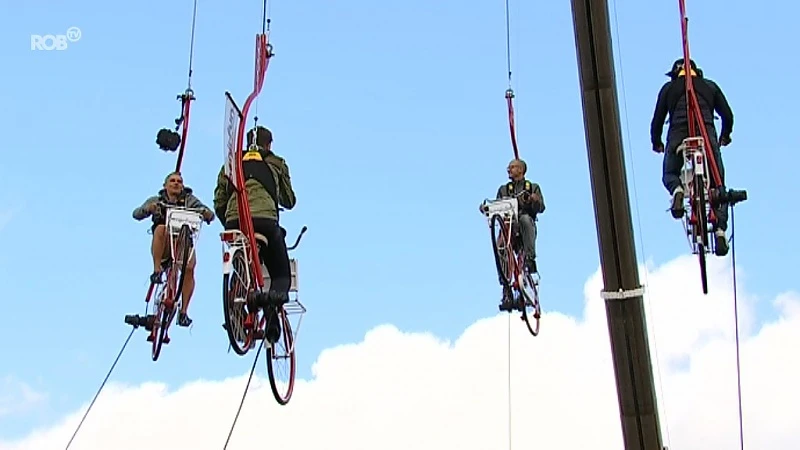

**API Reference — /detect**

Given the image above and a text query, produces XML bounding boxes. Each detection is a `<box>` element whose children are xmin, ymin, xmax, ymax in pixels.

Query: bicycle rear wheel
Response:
<box><xmin>266</xmin><ymin>308</ymin><xmax>296</xmax><ymax>405</ymax></box>
<box><xmin>490</xmin><ymin>215</ymin><xmax>513</xmax><ymax>290</ymax></box>
<box><xmin>519</xmin><ymin>272</ymin><xmax>541</xmax><ymax>336</ymax></box>
<box><xmin>223</xmin><ymin>248</ymin><xmax>253</xmax><ymax>355</ymax></box>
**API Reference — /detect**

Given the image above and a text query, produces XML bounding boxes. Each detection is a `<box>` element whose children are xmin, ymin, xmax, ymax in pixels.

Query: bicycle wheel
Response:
<box><xmin>693</xmin><ymin>174</ymin><xmax>709</xmax><ymax>294</ymax></box>
<box><xmin>170</xmin><ymin>225</ymin><xmax>192</xmax><ymax>309</ymax></box>
<box><xmin>519</xmin><ymin>272</ymin><xmax>541</xmax><ymax>336</ymax></box>
<box><xmin>223</xmin><ymin>248</ymin><xmax>253</xmax><ymax>355</ymax></box>
<box><xmin>490</xmin><ymin>215</ymin><xmax>513</xmax><ymax>290</ymax></box>
<box><xmin>151</xmin><ymin>226</ymin><xmax>191</xmax><ymax>361</ymax></box>
<box><xmin>266</xmin><ymin>308</ymin><xmax>296</xmax><ymax>405</ymax></box>
<box><xmin>150</xmin><ymin>283</ymin><xmax>167</xmax><ymax>361</ymax></box>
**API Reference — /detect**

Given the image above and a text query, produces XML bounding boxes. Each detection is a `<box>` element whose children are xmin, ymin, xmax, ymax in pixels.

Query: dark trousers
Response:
<box><xmin>662</xmin><ymin>125</ymin><xmax>728</xmax><ymax>231</ymax></box>
<box><xmin>226</xmin><ymin>218</ymin><xmax>292</xmax><ymax>294</ymax></box>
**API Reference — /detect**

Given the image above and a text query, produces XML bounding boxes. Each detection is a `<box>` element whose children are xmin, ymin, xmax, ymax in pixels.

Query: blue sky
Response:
<box><xmin>0</xmin><ymin>0</ymin><xmax>797</xmax><ymax>441</ymax></box>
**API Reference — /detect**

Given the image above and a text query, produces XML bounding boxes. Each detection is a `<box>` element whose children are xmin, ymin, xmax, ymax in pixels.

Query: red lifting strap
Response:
<box><xmin>505</xmin><ymin>89</ymin><xmax>520</xmax><ymax>160</ymax></box>
<box><xmin>678</xmin><ymin>0</ymin><xmax>723</xmax><ymax>190</ymax></box>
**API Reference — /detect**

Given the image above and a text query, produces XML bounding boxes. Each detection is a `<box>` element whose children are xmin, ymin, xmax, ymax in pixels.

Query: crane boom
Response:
<box><xmin>568</xmin><ymin>0</ymin><xmax>665</xmax><ymax>448</ymax></box>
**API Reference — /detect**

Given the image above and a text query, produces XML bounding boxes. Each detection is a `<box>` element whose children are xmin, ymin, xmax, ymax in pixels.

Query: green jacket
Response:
<box><xmin>213</xmin><ymin>151</ymin><xmax>296</xmax><ymax>224</ymax></box>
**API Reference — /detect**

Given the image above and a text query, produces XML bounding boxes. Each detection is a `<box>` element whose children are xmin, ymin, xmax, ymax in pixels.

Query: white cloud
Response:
<box><xmin>0</xmin><ymin>376</ymin><xmax>47</xmax><ymax>418</ymax></box>
<box><xmin>1</xmin><ymin>255</ymin><xmax>798</xmax><ymax>449</ymax></box>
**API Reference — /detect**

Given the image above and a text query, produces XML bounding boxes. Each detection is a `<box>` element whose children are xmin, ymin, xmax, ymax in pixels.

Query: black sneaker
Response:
<box><xmin>526</xmin><ymin>259</ymin><xmax>537</xmax><ymax>274</ymax></box>
<box><xmin>714</xmin><ymin>230</ymin><xmax>729</xmax><ymax>256</ymax></box>
<box><xmin>671</xmin><ymin>187</ymin><xmax>685</xmax><ymax>219</ymax></box>
<box><xmin>266</xmin><ymin>315</ymin><xmax>281</xmax><ymax>343</ymax></box>
<box><xmin>177</xmin><ymin>313</ymin><xmax>192</xmax><ymax>327</ymax></box>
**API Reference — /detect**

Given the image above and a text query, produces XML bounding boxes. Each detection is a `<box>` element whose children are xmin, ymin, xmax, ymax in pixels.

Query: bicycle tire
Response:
<box><xmin>490</xmin><ymin>214</ymin><xmax>513</xmax><ymax>290</ymax></box>
<box><xmin>519</xmin><ymin>272</ymin><xmax>541</xmax><ymax>336</ymax></box>
<box><xmin>151</xmin><ymin>225</ymin><xmax>192</xmax><ymax>361</ymax></box>
<box><xmin>223</xmin><ymin>248</ymin><xmax>252</xmax><ymax>355</ymax></box>
<box><xmin>694</xmin><ymin>174</ymin><xmax>709</xmax><ymax>294</ymax></box>
<box><xmin>266</xmin><ymin>308</ymin><xmax>296</xmax><ymax>405</ymax></box>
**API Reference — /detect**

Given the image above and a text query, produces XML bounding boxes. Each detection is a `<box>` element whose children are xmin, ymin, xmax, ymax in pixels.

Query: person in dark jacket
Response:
<box><xmin>650</xmin><ymin>58</ymin><xmax>733</xmax><ymax>256</ymax></box>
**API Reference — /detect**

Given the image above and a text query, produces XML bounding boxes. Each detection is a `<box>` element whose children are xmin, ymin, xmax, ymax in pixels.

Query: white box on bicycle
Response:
<box><xmin>167</xmin><ymin>209</ymin><xmax>203</xmax><ymax>232</ymax></box>
<box><xmin>484</xmin><ymin>198</ymin><xmax>518</xmax><ymax>218</ymax></box>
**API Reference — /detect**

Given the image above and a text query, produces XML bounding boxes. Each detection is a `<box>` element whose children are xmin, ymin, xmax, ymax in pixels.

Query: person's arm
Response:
<box><xmin>709</xmin><ymin>80</ymin><xmax>734</xmax><ymax>139</ymax></box>
<box><xmin>495</xmin><ymin>185</ymin><xmax>504</xmax><ymax>200</ymax></box>
<box><xmin>650</xmin><ymin>82</ymin><xmax>670</xmax><ymax>148</ymax></box>
<box><xmin>530</xmin><ymin>183</ymin><xmax>545</xmax><ymax>215</ymax></box>
<box><xmin>185</xmin><ymin>193</ymin><xmax>215</xmax><ymax>222</ymax></box>
<box><xmin>269</xmin><ymin>155</ymin><xmax>297</xmax><ymax>209</ymax></box>
<box><xmin>133</xmin><ymin>195</ymin><xmax>159</xmax><ymax>220</ymax></box>
<box><xmin>213</xmin><ymin>165</ymin><xmax>231</xmax><ymax>224</ymax></box>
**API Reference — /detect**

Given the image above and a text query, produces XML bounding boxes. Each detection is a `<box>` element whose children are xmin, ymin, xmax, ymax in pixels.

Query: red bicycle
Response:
<box><xmin>125</xmin><ymin>204</ymin><xmax>207</xmax><ymax>361</ymax></box>
<box><xmin>218</xmin><ymin>32</ymin><xmax>307</xmax><ymax>404</ymax></box>
<box><xmin>481</xmin><ymin>193</ymin><xmax>541</xmax><ymax>336</ymax></box>
<box><xmin>221</xmin><ymin>225</ymin><xmax>307</xmax><ymax>405</ymax></box>
<box><xmin>674</xmin><ymin>4</ymin><xmax>747</xmax><ymax>294</ymax></box>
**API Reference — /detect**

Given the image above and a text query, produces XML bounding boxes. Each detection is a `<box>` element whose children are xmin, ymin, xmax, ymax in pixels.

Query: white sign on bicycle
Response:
<box><xmin>223</xmin><ymin>92</ymin><xmax>243</xmax><ymax>189</ymax></box>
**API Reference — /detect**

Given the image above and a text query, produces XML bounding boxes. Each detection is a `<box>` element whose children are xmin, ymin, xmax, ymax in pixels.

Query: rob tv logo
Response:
<box><xmin>31</xmin><ymin>27</ymin><xmax>82</xmax><ymax>51</ymax></box>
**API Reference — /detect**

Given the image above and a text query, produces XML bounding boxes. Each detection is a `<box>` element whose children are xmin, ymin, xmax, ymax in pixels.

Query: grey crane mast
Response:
<box><xmin>568</xmin><ymin>0</ymin><xmax>666</xmax><ymax>449</ymax></box>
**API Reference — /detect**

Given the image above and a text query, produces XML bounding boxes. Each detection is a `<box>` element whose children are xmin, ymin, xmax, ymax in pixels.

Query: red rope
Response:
<box><xmin>679</xmin><ymin>0</ymin><xmax>723</xmax><ymax>194</ymax></box>
<box><xmin>174</xmin><ymin>91</ymin><xmax>195</xmax><ymax>173</ymax></box>
<box><xmin>505</xmin><ymin>89</ymin><xmax>520</xmax><ymax>160</ymax></box>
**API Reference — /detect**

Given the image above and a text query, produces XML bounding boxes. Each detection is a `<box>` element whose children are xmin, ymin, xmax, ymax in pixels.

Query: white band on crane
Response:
<box><xmin>600</xmin><ymin>286</ymin><xmax>646</xmax><ymax>300</ymax></box>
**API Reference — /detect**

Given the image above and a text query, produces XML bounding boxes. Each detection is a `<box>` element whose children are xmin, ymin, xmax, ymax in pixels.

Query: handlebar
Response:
<box><xmin>155</xmin><ymin>201</ymin><xmax>207</xmax><ymax>212</ymax></box>
<box><xmin>287</xmin><ymin>226</ymin><xmax>308</xmax><ymax>251</ymax></box>
<box><xmin>154</xmin><ymin>202</ymin><xmax>212</xmax><ymax>224</ymax></box>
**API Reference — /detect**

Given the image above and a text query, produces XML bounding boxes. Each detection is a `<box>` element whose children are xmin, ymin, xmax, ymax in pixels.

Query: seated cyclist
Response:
<box><xmin>132</xmin><ymin>171</ymin><xmax>215</xmax><ymax>327</ymax></box>
<box><xmin>484</xmin><ymin>158</ymin><xmax>545</xmax><ymax>308</ymax></box>
<box><xmin>214</xmin><ymin>126</ymin><xmax>297</xmax><ymax>341</ymax></box>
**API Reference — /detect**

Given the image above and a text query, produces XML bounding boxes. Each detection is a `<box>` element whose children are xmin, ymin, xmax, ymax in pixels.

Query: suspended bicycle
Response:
<box><xmin>125</xmin><ymin>203</ymin><xmax>208</xmax><ymax>361</ymax></box>
<box><xmin>480</xmin><ymin>192</ymin><xmax>541</xmax><ymax>336</ymax></box>
<box><xmin>672</xmin><ymin>3</ymin><xmax>747</xmax><ymax>294</ymax></box>
<box><xmin>221</xmin><ymin>224</ymin><xmax>307</xmax><ymax>405</ymax></box>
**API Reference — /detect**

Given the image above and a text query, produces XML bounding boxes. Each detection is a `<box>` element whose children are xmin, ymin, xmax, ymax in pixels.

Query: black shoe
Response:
<box><xmin>671</xmin><ymin>188</ymin><xmax>685</xmax><ymax>219</ymax></box>
<box><xmin>526</xmin><ymin>259</ymin><xmax>537</xmax><ymax>274</ymax></box>
<box><xmin>267</xmin><ymin>289</ymin><xmax>289</xmax><ymax>305</ymax></box>
<box><xmin>498</xmin><ymin>287</ymin><xmax>513</xmax><ymax>312</ymax></box>
<box><xmin>149</xmin><ymin>271</ymin><xmax>163</xmax><ymax>284</ymax></box>
<box><xmin>266</xmin><ymin>315</ymin><xmax>281</xmax><ymax>343</ymax></box>
<box><xmin>714</xmin><ymin>230</ymin><xmax>729</xmax><ymax>256</ymax></box>
<box><xmin>177</xmin><ymin>313</ymin><xmax>192</xmax><ymax>327</ymax></box>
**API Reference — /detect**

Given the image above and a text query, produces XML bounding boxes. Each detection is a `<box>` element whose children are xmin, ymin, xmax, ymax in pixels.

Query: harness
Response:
<box><xmin>506</xmin><ymin>180</ymin><xmax>533</xmax><ymax>197</ymax></box>
<box><xmin>506</xmin><ymin>180</ymin><xmax>539</xmax><ymax>222</ymax></box>
<box><xmin>231</xmin><ymin>149</ymin><xmax>281</xmax><ymax>220</ymax></box>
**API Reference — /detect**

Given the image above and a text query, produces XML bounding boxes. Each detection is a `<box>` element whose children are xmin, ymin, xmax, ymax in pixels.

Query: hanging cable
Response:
<box><xmin>504</xmin><ymin>0</ymin><xmax>512</xmax><ymax>86</ymax></box>
<box><xmin>507</xmin><ymin>314</ymin><xmax>512</xmax><ymax>450</ymax></box>
<box><xmin>223</xmin><ymin>340</ymin><xmax>265</xmax><ymax>449</ymax></box>
<box><xmin>503</xmin><ymin>0</ymin><xmax>520</xmax><ymax>160</ymax></box>
<box><xmin>173</xmin><ymin>0</ymin><xmax>200</xmax><ymax>173</ymax></box>
<box><xmin>729</xmin><ymin>207</ymin><xmax>745</xmax><ymax>450</ymax></box>
<box><xmin>606</xmin><ymin>0</ymin><xmax>673</xmax><ymax>446</ymax></box>
<box><xmin>253</xmin><ymin>0</ymin><xmax>271</xmax><ymax>124</ymax></box>
<box><xmin>64</xmin><ymin>328</ymin><xmax>136</xmax><ymax>449</ymax></box>
<box><xmin>186</xmin><ymin>0</ymin><xmax>198</xmax><ymax>90</ymax></box>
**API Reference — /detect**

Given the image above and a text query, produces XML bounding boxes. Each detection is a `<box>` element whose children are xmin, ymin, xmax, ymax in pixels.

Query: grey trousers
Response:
<box><xmin>518</xmin><ymin>213</ymin><xmax>537</xmax><ymax>261</ymax></box>
<box><xmin>662</xmin><ymin>125</ymin><xmax>728</xmax><ymax>231</ymax></box>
